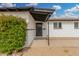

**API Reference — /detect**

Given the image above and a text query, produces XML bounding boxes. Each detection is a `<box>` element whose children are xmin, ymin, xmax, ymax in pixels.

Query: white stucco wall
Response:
<box><xmin>49</xmin><ymin>21</ymin><xmax>79</xmax><ymax>37</ymax></box>
<box><xmin>0</xmin><ymin>12</ymin><xmax>36</xmax><ymax>47</ymax></box>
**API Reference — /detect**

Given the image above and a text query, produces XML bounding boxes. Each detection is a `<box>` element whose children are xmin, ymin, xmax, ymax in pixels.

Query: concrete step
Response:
<box><xmin>35</xmin><ymin>36</ymin><xmax>47</xmax><ymax>40</ymax></box>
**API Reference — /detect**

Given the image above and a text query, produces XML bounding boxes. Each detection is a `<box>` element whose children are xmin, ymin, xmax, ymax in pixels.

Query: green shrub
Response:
<box><xmin>0</xmin><ymin>14</ymin><xmax>27</xmax><ymax>54</ymax></box>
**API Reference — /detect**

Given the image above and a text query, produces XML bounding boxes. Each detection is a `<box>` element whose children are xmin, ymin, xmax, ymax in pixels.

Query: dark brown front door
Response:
<box><xmin>36</xmin><ymin>23</ymin><xmax>42</xmax><ymax>36</ymax></box>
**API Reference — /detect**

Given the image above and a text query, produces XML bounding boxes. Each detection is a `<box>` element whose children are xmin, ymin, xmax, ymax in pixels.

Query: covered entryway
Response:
<box><xmin>30</xmin><ymin>8</ymin><xmax>55</xmax><ymax>45</ymax></box>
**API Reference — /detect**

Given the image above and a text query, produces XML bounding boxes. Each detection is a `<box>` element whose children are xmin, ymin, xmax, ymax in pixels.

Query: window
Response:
<box><xmin>53</xmin><ymin>22</ymin><xmax>62</xmax><ymax>29</ymax></box>
<box><xmin>74</xmin><ymin>22</ymin><xmax>79</xmax><ymax>29</ymax></box>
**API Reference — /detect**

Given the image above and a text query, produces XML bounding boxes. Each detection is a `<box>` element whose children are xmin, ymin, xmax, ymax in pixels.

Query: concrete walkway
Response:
<box><xmin>22</xmin><ymin>47</ymin><xmax>79</xmax><ymax>56</ymax></box>
<box><xmin>31</xmin><ymin>40</ymin><xmax>48</xmax><ymax>47</ymax></box>
<box><xmin>31</xmin><ymin>38</ymin><xmax>79</xmax><ymax>47</ymax></box>
<box><xmin>22</xmin><ymin>39</ymin><xmax>79</xmax><ymax>56</ymax></box>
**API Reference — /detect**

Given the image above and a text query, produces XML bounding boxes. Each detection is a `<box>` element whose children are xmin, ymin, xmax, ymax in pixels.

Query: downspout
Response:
<box><xmin>48</xmin><ymin>21</ymin><xmax>49</xmax><ymax>45</ymax></box>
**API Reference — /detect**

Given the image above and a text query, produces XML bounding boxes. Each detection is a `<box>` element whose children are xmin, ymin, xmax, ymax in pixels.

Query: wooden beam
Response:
<box><xmin>45</xmin><ymin>14</ymin><xmax>51</xmax><ymax>22</ymax></box>
<box><xmin>30</xmin><ymin>11</ymin><xmax>49</xmax><ymax>15</ymax></box>
<box><xmin>16</xmin><ymin>9</ymin><xmax>19</xmax><ymax>12</ymax></box>
<box><xmin>34</xmin><ymin>8</ymin><xmax>55</xmax><ymax>12</ymax></box>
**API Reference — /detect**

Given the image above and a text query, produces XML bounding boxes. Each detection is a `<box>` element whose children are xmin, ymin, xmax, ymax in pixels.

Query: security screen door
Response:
<box><xmin>36</xmin><ymin>23</ymin><xmax>42</xmax><ymax>36</ymax></box>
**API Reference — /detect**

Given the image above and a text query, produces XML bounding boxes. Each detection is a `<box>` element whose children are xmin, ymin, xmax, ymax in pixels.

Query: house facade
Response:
<box><xmin>1</xmin><ymin>7</ymin><xmax>79</xmax><ymax>47</ymax></box>
<box><xmin>0</xmin><ymin>7</ymin><xmax>55</xmax><ymax>47</ymax></box>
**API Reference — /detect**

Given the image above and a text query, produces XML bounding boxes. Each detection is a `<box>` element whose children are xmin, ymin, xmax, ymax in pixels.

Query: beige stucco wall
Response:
<box><xmin>42</xmin><ymin>22</ymin><xmax>48</xmax><ymax>37</ymax></box>
<box><xmin>0</xmin><ymin>11</ymin><xmax>36</xmax><ymax>47</ymax></box>
<box><xmin>26</xmin><ymin>12</ymin><xmax>36</xmax><ymax>47</ymax></box>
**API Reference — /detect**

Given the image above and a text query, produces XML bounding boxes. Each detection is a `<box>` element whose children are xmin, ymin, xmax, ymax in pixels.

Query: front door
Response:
<box><xmin>36</xmin><ymin>23</ymin><xmax>42</xmax><ymax>36</ymax></box>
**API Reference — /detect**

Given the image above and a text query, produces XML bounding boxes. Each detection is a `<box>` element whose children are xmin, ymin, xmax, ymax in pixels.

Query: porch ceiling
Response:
<box><xmin>30</xmin><ymin>8</ymin><xmax>55</xmax><ymax>22</ymax></box>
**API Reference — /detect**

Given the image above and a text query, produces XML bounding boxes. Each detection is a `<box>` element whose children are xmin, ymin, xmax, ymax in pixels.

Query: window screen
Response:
<box><xmin>74</xmin><ymin>22</ymin><xmax>79</xmax><ymax>29</ymax></box>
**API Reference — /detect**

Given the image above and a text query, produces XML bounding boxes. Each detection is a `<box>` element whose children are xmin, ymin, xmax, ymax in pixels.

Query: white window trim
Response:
<box><xmin>74</xmin><ymin>22</ymin><xmax>79</xmax><ymax>29</ymax></box>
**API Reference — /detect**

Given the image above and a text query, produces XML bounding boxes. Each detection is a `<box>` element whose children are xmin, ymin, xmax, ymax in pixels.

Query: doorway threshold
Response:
<box><xmin>35</xmin><ymin>36</ymin><xmax>47</xmax><ymax>40</ymax></box>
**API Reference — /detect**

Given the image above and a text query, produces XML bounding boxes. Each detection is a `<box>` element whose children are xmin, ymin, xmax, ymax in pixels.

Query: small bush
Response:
<box><xmin>0</xmin><ymin>14</ymin><xmax>27</xmax><ymax>54</ymax></box>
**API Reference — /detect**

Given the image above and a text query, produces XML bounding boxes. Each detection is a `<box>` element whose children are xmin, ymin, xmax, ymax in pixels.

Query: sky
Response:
<box><xmin>0</xmin><ymin>3</ymin><xmax>79</xmax><ymax>18</ymax></box>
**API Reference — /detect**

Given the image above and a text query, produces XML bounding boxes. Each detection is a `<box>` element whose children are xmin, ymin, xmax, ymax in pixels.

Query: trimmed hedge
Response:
<box><xmin>0</xmin><ymin>14</ymin><xmax>27</xmax><ymax>54</ymax></box>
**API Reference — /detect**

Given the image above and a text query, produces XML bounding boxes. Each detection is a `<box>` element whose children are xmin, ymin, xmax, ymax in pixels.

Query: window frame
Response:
<box><xmin>53</xmin><ymin>22</ymin><xmax>62</xmax><ymax>29</ymax></box>
<box><xmin>74</xmin><ymin>22</ymin><xmax>79</xmax><ymax>29</ymax></box>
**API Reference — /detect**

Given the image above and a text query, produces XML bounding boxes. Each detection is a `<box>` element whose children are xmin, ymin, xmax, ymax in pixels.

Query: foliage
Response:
<box><xmin>0</xmin><ymin>14</ymin><xmax>27</xmax><ymax>54</ymax></box>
